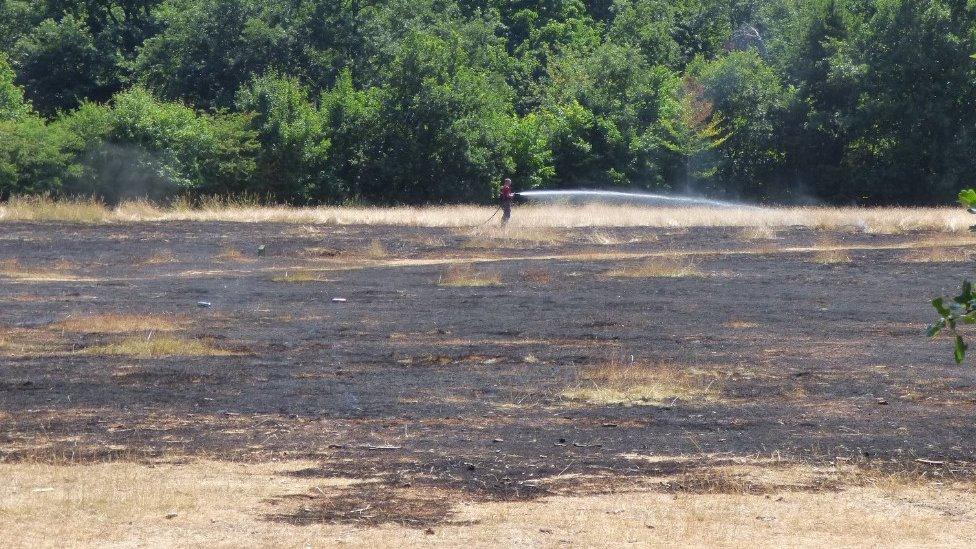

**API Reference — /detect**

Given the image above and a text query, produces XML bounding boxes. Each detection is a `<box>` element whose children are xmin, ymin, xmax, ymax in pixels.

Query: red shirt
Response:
<box><xmin>501</xmin><ymin>183</ymin><xmax>514</xmax><ymax>201</ymax></box>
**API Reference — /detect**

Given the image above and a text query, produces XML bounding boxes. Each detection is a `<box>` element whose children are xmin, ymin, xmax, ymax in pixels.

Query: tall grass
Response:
<box><xmin>0</xmin><ymin>196</ymin><xmax>969</xmax><ymax>231</ymax></box>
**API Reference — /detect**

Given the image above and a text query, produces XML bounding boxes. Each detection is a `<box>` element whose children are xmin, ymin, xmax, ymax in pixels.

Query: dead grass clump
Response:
<box><xmin>739</xmin><ymin>225</ymin><xmax>777</xmax><ymax>240</ymax></box>
<box><xmin>724</xmin><ymin>320</ymin><xmax>759</xmax><ymax>329</ymax></box>
<box><xmin>519</xmin><ymin>268</ymin><xmax>551</xmax><ymax>284</ymax></box>
<box><xmin>270</xmin><ymin>269</ymin><xmax>330</xmax><ymax>283</ymax></box>
<box><xmin>901</xmin><ymin>247</ymin><xmax>971</xmax><ymax>263</ymax></box>
<box><xmin>0</xmin><ymin>195</ymin><xmax>110</xmax><ymax>223</ymax></box>
<box><xmin>0</xmin><ymin>327</ymin><xmax>67</xmax><ymax>357</ymax></box>
<box><xmin>810</xmin><ymin>248</ymin><xmax>852</xmax><ymax>265</ymax></box>
<box><xmin>362</xmin><ymin>239</ymin><xmax>388</xmax><ymax>259</ymax></box>
<box><xmin>562</xmin><ymin>359</ymin><xmax>722</xmax><ymax>406</ymax></box>
<box><xmin>56</xmin><ymin>314</ymin><xmax>180</xmax><ymax>334</ymax></box>
<box><xmin>142</xmin><ymin>250</ymin><xmax>177</xmax><ymax>265</ymax></box>
<box><xmin>0</xmin><ymin>259</ymin><xmax>79</xmax><ymax>281</ymax></box>
<box><xmin>462</xmin><ymin>226</ymin><xmax>568</xmax><ymax>249</ymax></box>
<box><xmin>82</xmin><ymin>337</ymin><xmax>233</xmax><ymax>358</ymax></box>
<box><xmin>438</xmin><ymin>264</ymin><xmax>502</xmax><ymax>287</ymax></box>
<box><xmin>216</xmin><ymin>248</ymin><xmax>249</xmax><ymax>262</ymax></box>
<box><xmin>605</xmin><ymin>255</ymin><xmax>702</xmax><ymax>278</ymax></box>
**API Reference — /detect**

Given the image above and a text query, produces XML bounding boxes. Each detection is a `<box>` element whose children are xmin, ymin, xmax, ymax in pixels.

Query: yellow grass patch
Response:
<box><xmin>0</xmin><ymin>327</ymin><xmax>66</xmax><ymax>357</ymax></box>
<box><xmin>270</xmin><ymin>269</ymin><xmax>331</xmax><ymax>283</ymax></box>
<box><xmin>462</xmin><ymin>226</ymin><xmax>569</xmax><ymax>248</ymax></box>
<box><xmin>142</xmin><ymin>250</ymin><xmax>178</xmax><ymax>265</ymax></box>
<box><xmin>362</xmin><ymin>239</ymin><xmax>389</xmax><ymax>259</ymax></box>
<box><xmin>56</xmin><ymin>313</ymin><xmax>180</xmax><ymax>334</ymax></box>
<box><xmin>0</xmin><ymin>195</ymin><xmax>110</xmax><ymax>223</ymax></box>
<box><xmin>0</xmin><ymin>259</ymin><xmax>81</xmax><ymax>281</ymax></box>
<box><xmin>3</xmin><ymin>459</ymin><xmax>970</xmax><ymax>548</ymax></box>
<box><xmin>216</xmin><ymin>248</ymin><xmax>250</xmax><ymax>262</ymax></box>
<box><xmin>562</xmin><ymin>359</ymin><xmax>722</xmax><ymax>406</ymax></box>
<box><xmin>724</xmin><ymin>320</ymin><xmax>759</xmax><ymax>329</ymax></box>
<box><xmin>739</xmin><ymin>225</ymin><xmax>777</xmax><ymax>240</ymax></box>
<box><xmin>81</xmin><ymin>336</ymin><xmax>233</xmax><ymax>358</ymax></box>
<box><xmin>604</xmin><ymin>255</ymin><xmax>703</xmax><ymax>278</ymax></box>
<box><xmin>519</xmin><ymin>267</ymin><xmax>551</xmax><ymax>284</ymax></box>
<box><xmin>1</xmin><ymin>198</ymin><xmax>972</xmax><ymax>231</ymax></box>
<box><xmin>438</xmin><ymin>264</ymin><xmax>502</xmax><ymax>287</ymax></box>
<box><xmin>810</xmin><ymin>248</ymin><xmax>852</xmax><ymax>264</ymax></box>
<box><xmin>901</xmin><ymin>247</ymin><xmax>971</xmax><ymax>263</ymax></box>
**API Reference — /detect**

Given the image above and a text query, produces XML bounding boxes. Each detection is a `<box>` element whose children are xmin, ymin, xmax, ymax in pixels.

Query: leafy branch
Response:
<box><xmin>928</xmin><ymin>189</ymin><xmax>976</xmax><ymax>363</ymax></box>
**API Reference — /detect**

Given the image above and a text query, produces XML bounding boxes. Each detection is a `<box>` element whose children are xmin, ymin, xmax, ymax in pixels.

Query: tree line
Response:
<box><xmin>1</xmin><ymin>0</ymin><xmax>974</xmax><ymax>205</ymax></box>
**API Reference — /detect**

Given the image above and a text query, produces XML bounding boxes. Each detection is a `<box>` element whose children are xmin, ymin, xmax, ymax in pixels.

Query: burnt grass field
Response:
<box><xmin>2</xmin><ymin>221</ymin><xmax>976</xmax><ymax>526</ymax></box>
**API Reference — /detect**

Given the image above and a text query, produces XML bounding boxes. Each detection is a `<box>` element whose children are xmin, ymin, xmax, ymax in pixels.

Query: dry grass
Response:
<box><xmin>462</xmin><ymin>226</ymin><xmax>569</xmax><ymax>248</ymax></box>
<box><xmin>0</xmin><ymin>195</ymin><xmax>111</xmax><ymax>223</ymax></box>
<box><xmin>3</xmin><ymin>459</ymin><xmax>970</xmax><ymax>548</ymax></box>
<box><xmin>3</xmin><ymin>197</ymin><xmax>971</xmax><ymax>232</ymax></box>
<box><xmin>437</xmin><ymin>264</ymin><xmax>503</xmax><ymax>287</ymax></box>
<box><xmin>605</xmin><ymin>255</ymin><xmax>703</xmax><ymax>278</ymax></box>
<box><xmin>56</xmin><ymin>313</ymin><xmax>180</xmax><ymax>334</ymax></box>
<box><xmin>81</xmin><ymin>336</ymin><xmax>233</xmax><ymax>358</ymax></box>
<box><xmin>362</xmin><ymin>239</ymin><xmax>389</xmax><ymax>259</ymax></box>
<box><xmin>216</xmin><ymin>247</ymin><xmax>249</xmax><ymax>262</ymax></box>
<box><xmin>270</xmin><ymin>269</ymin><xmax>331</xmax><ymax>283</ymax></box>
<box><xmin>809</xmin><ymin>248</ymin><xmax>852</xmax><ymax>264</ymax></box>
<box><xmin>0</xmin><ymin>327</ymin><xmax>67</xmax><ymax>357</ymax></box>
<box><xmin>562</xmin><ymin>359</ymin><xmax>723</xmax><ymax>406</ymax></box>
<box><xmin>739</xmin><ymin>225</ymin><xmax>777</xmax><ymax>240</ymax></box>
<box><xmin>902</xmin><ymin>247</ymin><xmax>972</xmax><ymax>263</ymax></box>
<box><xmin>142</xmin><ymin>250</ymin><xmax>178</xmax><ymax>265</ymax></box>
<box><xmin>0</xmin><ymin>259</ymin><xmax>80</xmax><ymax>281</ymax></box>
<box><xmin>519</xmin><ymin>267</ymin><xmax>552</xmax><ymax>284</ymax></box>
<box><xmin>725</xmin><ymin>320</ymin><xmax>760</xmax><ymax>329</ymax></box>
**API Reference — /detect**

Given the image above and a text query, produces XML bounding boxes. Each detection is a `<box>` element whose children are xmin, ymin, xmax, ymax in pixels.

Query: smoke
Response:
<box><xmin>67</xmin><ymin>142</ymin><xmax>182</xmax><ymax>205</ymax></box>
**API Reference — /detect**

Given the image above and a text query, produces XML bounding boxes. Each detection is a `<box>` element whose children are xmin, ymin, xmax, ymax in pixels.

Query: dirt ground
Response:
<box><xmin>2</xmin><ymin>221</ymin><xmax>976</xmax><ymax>546</ymax></box>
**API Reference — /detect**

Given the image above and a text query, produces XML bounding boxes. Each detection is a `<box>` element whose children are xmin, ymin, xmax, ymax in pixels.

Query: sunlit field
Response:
<box><xmin>3</xmin><ymin>199</ymin><xmax>976</xmax><ymax>548</ymax></box>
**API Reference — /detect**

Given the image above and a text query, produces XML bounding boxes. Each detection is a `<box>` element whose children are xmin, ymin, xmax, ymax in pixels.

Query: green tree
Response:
<box><xmin>11</xmin><ymin>15</ymin><xmax>120</xmax><ymax>116</ymax></box>
<box><xmin>236</xmin><ymin>73</ymin><xmax>330</xmax><ymax>203</ymax></box>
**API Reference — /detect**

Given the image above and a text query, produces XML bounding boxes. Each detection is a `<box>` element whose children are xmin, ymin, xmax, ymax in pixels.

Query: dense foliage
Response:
<box><xmin>1</xmin><ymin>0</ymin><xmax>974</xmax><ymax>204</ymax></box>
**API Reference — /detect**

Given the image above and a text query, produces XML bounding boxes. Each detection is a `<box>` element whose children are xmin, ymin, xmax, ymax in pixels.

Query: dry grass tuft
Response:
<box><xmin>462</xmin><ymin>226</ymin><xmax>569</xmax><ymax>249</ymax></box>
<box><xmin>901</xmin><ymin>247</ymin><xmax>972</xmax><ymax>263</ymax></box>
<box><xmin>56</xmin><ymin>314</ymin><xmax>180</xmax><ymax>334</ymax></box>
<box><xmin>563</xmin><ymin>358</ymin><xmax>722</xmax><ymax>406</ymax></box>
<box><xmin>81</xmin><ymin>336</ymin><xmax>234</xmax><ymax>357</ymax></box>
<box><xmin>724</xmin><ymin>320</ymin><xmax>759</xmax><ymax>329</ymax></box>
<box><xmin>142</xmin><ymin>250</ymin><xmax>178</xmax><ymax>265</ymax></box>
<box><xmin>438</xmin><ymin>264</ymin><xmax>502</xmax><ymax>287</ymax></box>
<box><xmin>270</xmin><ymin>269</ymin><xmax>330</xmax><ymax>283</ymax></box>
<box><xmin>605</xmin><ymin>254</ymin><xmax>702</xmax><ymax>278</ymax></box>
<box><xmin>216</xmin><ymin>248</ymin><xmax>249</xmax><ymax>262</ymax></box>
<box><xmin>520</xmin><ymin>268</ymin><xmax>552</xmax><ymax>284</ymax></box>
<box><xmin>0</xmin><ymin>259</ymin><xmax>80</xmax><ymax>281</ymax></box>
<box><xmin>0</xmin><ymin>327</ymin><xmax>67</xmax><ymax>357</ymax></box>
<box><xmin>810</xmin><ymin>248</ymin><xmax>852</xmax><ymax>265</ymax></box>
<box><xmin>739</xmin><ymin>225</ymin><xmax>777</xmax><ymax>240</ymax></box>
<box><xmin>362</xmin><ymin>239</ymin><xmax>389</xmax><ymax>259</ymax></box>
<box><xmin>0</xmin><ymin>195</ymin><xmax>110</xmax><ymax>223</ymax></box>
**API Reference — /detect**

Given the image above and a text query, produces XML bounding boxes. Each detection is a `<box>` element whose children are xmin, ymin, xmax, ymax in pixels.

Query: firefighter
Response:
<box><xmin>500</xmin><ymin>178</ymin><xmax>515</xmax><ymax>225</ymax></box>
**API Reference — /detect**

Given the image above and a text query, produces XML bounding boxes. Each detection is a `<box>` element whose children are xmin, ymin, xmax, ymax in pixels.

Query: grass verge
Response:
<box><xmin>562</xmin><ymin>359</ymin><xmax>722</xmax><ymax>406</ymax></box>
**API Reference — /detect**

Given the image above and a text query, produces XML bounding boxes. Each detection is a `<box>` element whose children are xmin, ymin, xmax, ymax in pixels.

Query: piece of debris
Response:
<box><xmin>915</xmin><ymin>458</ymin><xmax>946</xmax><ymax>465</ymax></box>
<box><xmin>31</xmin><ymin>487</ymin><xmax>54</xmax><ymax>493</ymax></box>
<box><xmin>196</xmin><ymin>301</ymin><xmax>212</xmax><ymax>308</ymax></box>
<box><xmin>493</xmin><ymin>438</ymin><xmax>504</xmax><ymax>443</ymax></box>
<box><xmin>165</xmin><ymin>513</ymin><xmax>178</xmax><ymax>519</ymax></box>
<box><xmin>876</xmin><ymin>398</ymin><xmax>889</xmax><ymax>405</ymax></box>
<box><xmin>257</xmin><ymin>245</ymin><xmax>266</xmax><ymax>256</ymax></box>
<box><xmin>424</xmin><ymin>528</ymin><xmax>435</xmax><ymax>535</ymax></box>
<box><xmin>332</xmin><ymin>298</ymin><xmax>347</xmax><ymax>303</ymax></box>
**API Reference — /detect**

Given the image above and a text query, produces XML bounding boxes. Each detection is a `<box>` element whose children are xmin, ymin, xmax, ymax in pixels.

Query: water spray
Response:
<box><xmin>516</xmin><ymin>190</ymin><xmax>747</xmax><ymax>208</ymax></box>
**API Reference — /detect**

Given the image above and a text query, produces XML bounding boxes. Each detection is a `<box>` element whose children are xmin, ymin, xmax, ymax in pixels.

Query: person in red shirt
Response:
<box><xmin>500</xmin><ymin>178</ymin><xmax>515</xmax><ymax>225</ymax></box>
